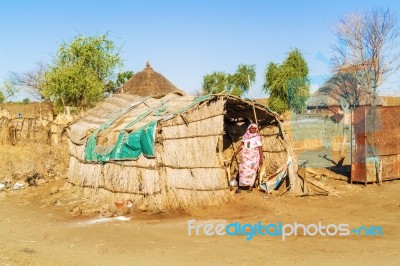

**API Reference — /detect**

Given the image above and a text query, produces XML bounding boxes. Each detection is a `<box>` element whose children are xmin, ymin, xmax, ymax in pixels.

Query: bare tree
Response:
<box><xmin>331</xmin><ymin>7</ymin><xmax>400</xmax><ymax>106</ymax></box>
<box><xmin>6</xmin><ymin>61</ymin><xmax>48</xmax><ymax>101</ymax></box>
<box><xmin>5</xmin><ymin>61</ymin><xmax>55</xmax><ymax>116</ymax></box>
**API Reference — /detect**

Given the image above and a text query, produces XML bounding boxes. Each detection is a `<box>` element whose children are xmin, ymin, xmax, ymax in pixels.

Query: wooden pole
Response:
<box><xmin>248</xmin><ymin>75</ymin><xmax>258</xmax><ymax>126</ymax></box>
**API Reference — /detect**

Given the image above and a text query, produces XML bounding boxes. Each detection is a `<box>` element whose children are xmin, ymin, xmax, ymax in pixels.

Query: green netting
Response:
<box><xmin>84</xmin><ymin>94</ymin><xmax>214</xmax><ymax>163</ymax></box>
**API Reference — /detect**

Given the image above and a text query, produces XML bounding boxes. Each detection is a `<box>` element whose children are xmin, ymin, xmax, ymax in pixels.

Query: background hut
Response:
<box><xmin>306</xmin><ymin>73</ymin><xmax>386</xmax><ymax>114</ymax></box>
<box><xmin>117</xmin><ymin>62</ymin><xmax>186</xmax><ymax>98</ymax></box>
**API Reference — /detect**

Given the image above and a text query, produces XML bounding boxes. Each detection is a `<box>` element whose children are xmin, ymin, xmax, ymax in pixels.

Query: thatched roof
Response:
<box><xmin>117</xmin><ymin>62</ymin><xmax>186</xmax><ymax>98</ymax></box>
<box><xmin>68</xmin><ymin>93</ymin><xmax>278</xmax><ymax>146</ymax></box>
<box><xmin>306</xmin><ymin>73</ymin><xmax>386</xmax><ymax>108</ymax></box>
<box><xmin>68</xmin><ymin>93</ymin><xmax>195</xmax><ymax>145</ymax></box>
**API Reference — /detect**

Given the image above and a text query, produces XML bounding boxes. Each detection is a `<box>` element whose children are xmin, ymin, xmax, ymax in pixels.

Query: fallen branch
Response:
<box><xmin>306</xmin><ymin>168</ymin><xmax>347</xmax><ymax>181</ymax></box>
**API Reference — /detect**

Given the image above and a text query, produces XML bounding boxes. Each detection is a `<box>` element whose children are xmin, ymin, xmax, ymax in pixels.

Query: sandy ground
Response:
<box><xmin>0</xmin><ymin>177</ymin><xmax>399</xmax><ymax>266</ymax></box>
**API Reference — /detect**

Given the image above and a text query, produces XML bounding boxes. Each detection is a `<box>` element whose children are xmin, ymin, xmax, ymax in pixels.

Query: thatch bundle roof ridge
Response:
<box><xmin>118</xmin><ymin>62</ymin><xmax>186</xmax><ymax>98</ymax></box>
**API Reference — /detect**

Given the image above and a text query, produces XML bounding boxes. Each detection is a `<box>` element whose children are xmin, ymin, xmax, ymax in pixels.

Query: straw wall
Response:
<box><xmin>259</xmin><ymin>126</ymin><xmax>287</xmax><ymax>175</ymax></box>
<box><xmin>67</xmin><ymin>98</ymin><xmax>232</xmax><ymax>209</ymax></box>
<box><xmin>67</xmin><ymin>155</ymin><xmax>167</xmax><ymax>208</ymax></box>
<box><xmin>159</xmin><ymin>99</ymin><xmax>231</xmax><ymax>208</ymax></box>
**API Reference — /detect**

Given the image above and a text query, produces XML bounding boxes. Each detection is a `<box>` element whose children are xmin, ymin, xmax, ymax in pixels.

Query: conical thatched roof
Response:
<box><xmin>118</xmin><ymin>62</ymin><xmax>186</xmax><ymax>98</ymax></box>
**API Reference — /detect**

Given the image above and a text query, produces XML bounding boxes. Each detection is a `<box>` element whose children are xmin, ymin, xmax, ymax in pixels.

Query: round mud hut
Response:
<box><xmin>67</xmin><ymin>65</ymin><xmax>302</xmax><ymax>210</ymax></box>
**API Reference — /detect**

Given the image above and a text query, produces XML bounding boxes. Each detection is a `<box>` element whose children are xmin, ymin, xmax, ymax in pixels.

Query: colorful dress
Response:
<box><xmin>239</xmin><ymin>124</ymin><xmax>262</xmax><ymax>187</ymax></box>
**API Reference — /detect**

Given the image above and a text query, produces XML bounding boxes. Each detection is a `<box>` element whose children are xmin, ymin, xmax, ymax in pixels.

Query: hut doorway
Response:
<box><xmin>222</xmin><ymin>97</ymin><xmax>286</xmax><ymax>189</ymax></box>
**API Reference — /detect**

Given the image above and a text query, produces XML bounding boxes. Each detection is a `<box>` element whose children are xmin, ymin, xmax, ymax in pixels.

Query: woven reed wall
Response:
<box><xmin>67</xmin><ymin>98</ymin><xmax>232</xmax><ymax>209</ymax></box>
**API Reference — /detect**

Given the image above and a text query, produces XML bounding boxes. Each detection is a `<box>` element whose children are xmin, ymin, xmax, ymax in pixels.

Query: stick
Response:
<box><xmin>248</xmin><ymin>75</ymin><xmax>258</xmax><ymax>126</ymax></box>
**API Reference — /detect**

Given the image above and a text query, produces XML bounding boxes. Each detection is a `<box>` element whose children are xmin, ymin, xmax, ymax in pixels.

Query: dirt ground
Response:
<box><xmin>0</xmin><ymin>175</ymin><xmax>399</xmax><ymax>265</ymax></box>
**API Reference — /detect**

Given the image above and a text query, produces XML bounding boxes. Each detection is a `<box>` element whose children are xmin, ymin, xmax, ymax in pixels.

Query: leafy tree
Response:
<box><xmin>202</xmin><ymin>64</ymin><xmax>256</xmax><ymax>97</ymax></box>
<box><xmin>0</xmin><ymin>80</ymin><xmax>20</xmax><ymax>100</ymax></box>
<box><xmin>263</xmin><ymin>49</ymin><xmax>310</xmax><ymax>113</ymax></box>
<box><xmin>202</xmin><ymin>71</ymin><xmax>228</xmax><ymax>94</ymax></box>
<box><xmin>22</xmin><ymin>98</ymin><xmax>30</xmax><ymax>104</ymax></box>
<box><xmin>0</xmin><ymin>91</ymin><xmax>5</xmax><ymax>103</ymax></box>
<box><xmin>105</xmin><ymin>71</ymin><xmax>134</xmax><ymax>93</ymax></box>
<box><xmin>116</xmin><ymin>71</ymin><xmax>134</xmax><ymax>87</ymax></box>
<box><xmin>42</xmin><ymin>34</ymin><xmax>122</xmax><ymax>110</ymax></box>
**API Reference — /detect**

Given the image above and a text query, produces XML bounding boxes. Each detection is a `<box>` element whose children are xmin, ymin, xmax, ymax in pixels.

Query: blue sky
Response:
<box><xmin>1</xmin><ymin>0</ymin><xmax>400</xmax><ymax>101</ymax></box>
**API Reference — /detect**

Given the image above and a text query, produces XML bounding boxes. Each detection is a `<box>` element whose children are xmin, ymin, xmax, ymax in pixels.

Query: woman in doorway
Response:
<box><xmin>233</xmin><ymin>123</ymin><xmax>263</xmax><ymax>193</ymax></box>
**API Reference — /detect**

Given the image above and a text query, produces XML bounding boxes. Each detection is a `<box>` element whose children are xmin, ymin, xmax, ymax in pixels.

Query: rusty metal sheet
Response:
<box><xmin>351</xmin><ymin>107</ymin><xmax>367</xmax><ymax>183</ymax></box>
<box><xmin>381</xmin><ymin>154</ymin><xmax>400</xmax><ymax>180</ymax></box>
<box><xmin>368</xmin><ymin>129</ymin><xmax>400</xmax><ymax>155</ymax></box>
<box><xmin>351</xmin><ymin>106</ymin><xmax>400</xmax><ymax>183</ymax></box>
<box><xmin>365</xmin><ymin>157</ymin><xmax>379</xmax><ymax>183</ymax></box>
<box><xmin>351</xmin><ymin>162</ymin><xmax>366</xmax><ymax>183</ymax></box>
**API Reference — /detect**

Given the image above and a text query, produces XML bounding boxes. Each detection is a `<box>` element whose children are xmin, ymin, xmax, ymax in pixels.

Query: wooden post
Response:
<box><xmin>248</xmin><ymin>75</ymin><xmax>258</xmax><ymax>125</ymax></box>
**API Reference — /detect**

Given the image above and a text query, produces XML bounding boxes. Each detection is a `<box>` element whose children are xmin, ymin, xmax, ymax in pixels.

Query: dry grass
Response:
<box><xmin>0</xmin><ymin>103</ymin><xmax>53</xmax><ymax>118</ymax></box>
<box><xmin>0</xmin><ymin>143</ymin><xmax>69</xmax><ymax>182</ymax></box>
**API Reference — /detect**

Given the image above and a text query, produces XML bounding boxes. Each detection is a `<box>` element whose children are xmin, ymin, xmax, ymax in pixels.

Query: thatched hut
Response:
<box><xmin>117</xmin><ymin>62</ymin><xmax>186</xmax><ymax>97</ymax></box>
<box><xmin>306</xmin><ymin>73</ymin><xmax>386</xmax><ymax>114</ymax></box>
<box><xmin>67</xmin><ymin>93</ymin><xmax>303</xmax><ymax>209</ymax></box>
<box><xmin>66</xmin><ymin>64</ymin><xmax>302</xmax><ymax>209</ymax></box>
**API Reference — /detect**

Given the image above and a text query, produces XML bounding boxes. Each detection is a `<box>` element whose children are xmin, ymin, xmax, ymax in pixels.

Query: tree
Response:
<box><xmin>0</xmin><ymin>79</ymin><xmax>21</xmax><ymax>102</ymax></box>
<box><xmin>263</xmin><ymin>49</ymin><xmax>310</xmax><ymax>113</ymax></box>
<box><xmin>105</xmin><ymin>71</ymin><xmax>134</xmax><ymax>93</ymax></box>
<box><xmin>22</xmin><ymin>98</ymin><xmax>30</xmax><ymax>104</ymax></box>
<box><xmin>202</xmin><ymin>71</ymin><xmax>229</xmax><ymax>94</ymax></box>
<box><xmin>2</xmin><ymin>62</ymin><xmax>55</xmax><ymax>115</ymax></box>
<box><xmin>228</xmin><ymin>64</ymin><xmax>256</xmax><ymax>96</ymax></box>
<box><xmin>6</xmin><ymin>61</ymin><xmax>47</xmax><ymax>100</ymax></box>
<box><xmin>0</xmin><ymin>91</ymin><xmax>5</xmax><ymax>103</ymax></box>
<box><xmin>202</xmin><ymin>64</ymin><xmax>256</xmax><ymax>97</ymax></box>
<box><xmin>42</xmin><ymin>34</ymin><xmax>122</xmax><ymax>110</ymax></box>
<box><xmin>331</xmin><ymin>7</ymin><xmax>400</xmax><ymax>106</ymax></box>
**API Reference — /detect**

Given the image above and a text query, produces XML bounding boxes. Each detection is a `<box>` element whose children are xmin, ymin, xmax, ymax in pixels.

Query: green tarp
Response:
<box><xmin>85</xmin><ymin>121</ymin><xmax>157</xmax><ymax>162</ymax></box>
<box><xmin>84</xmin><ymin>94</ymin><xmax>213</xmax><ymax>163</ymax></box>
